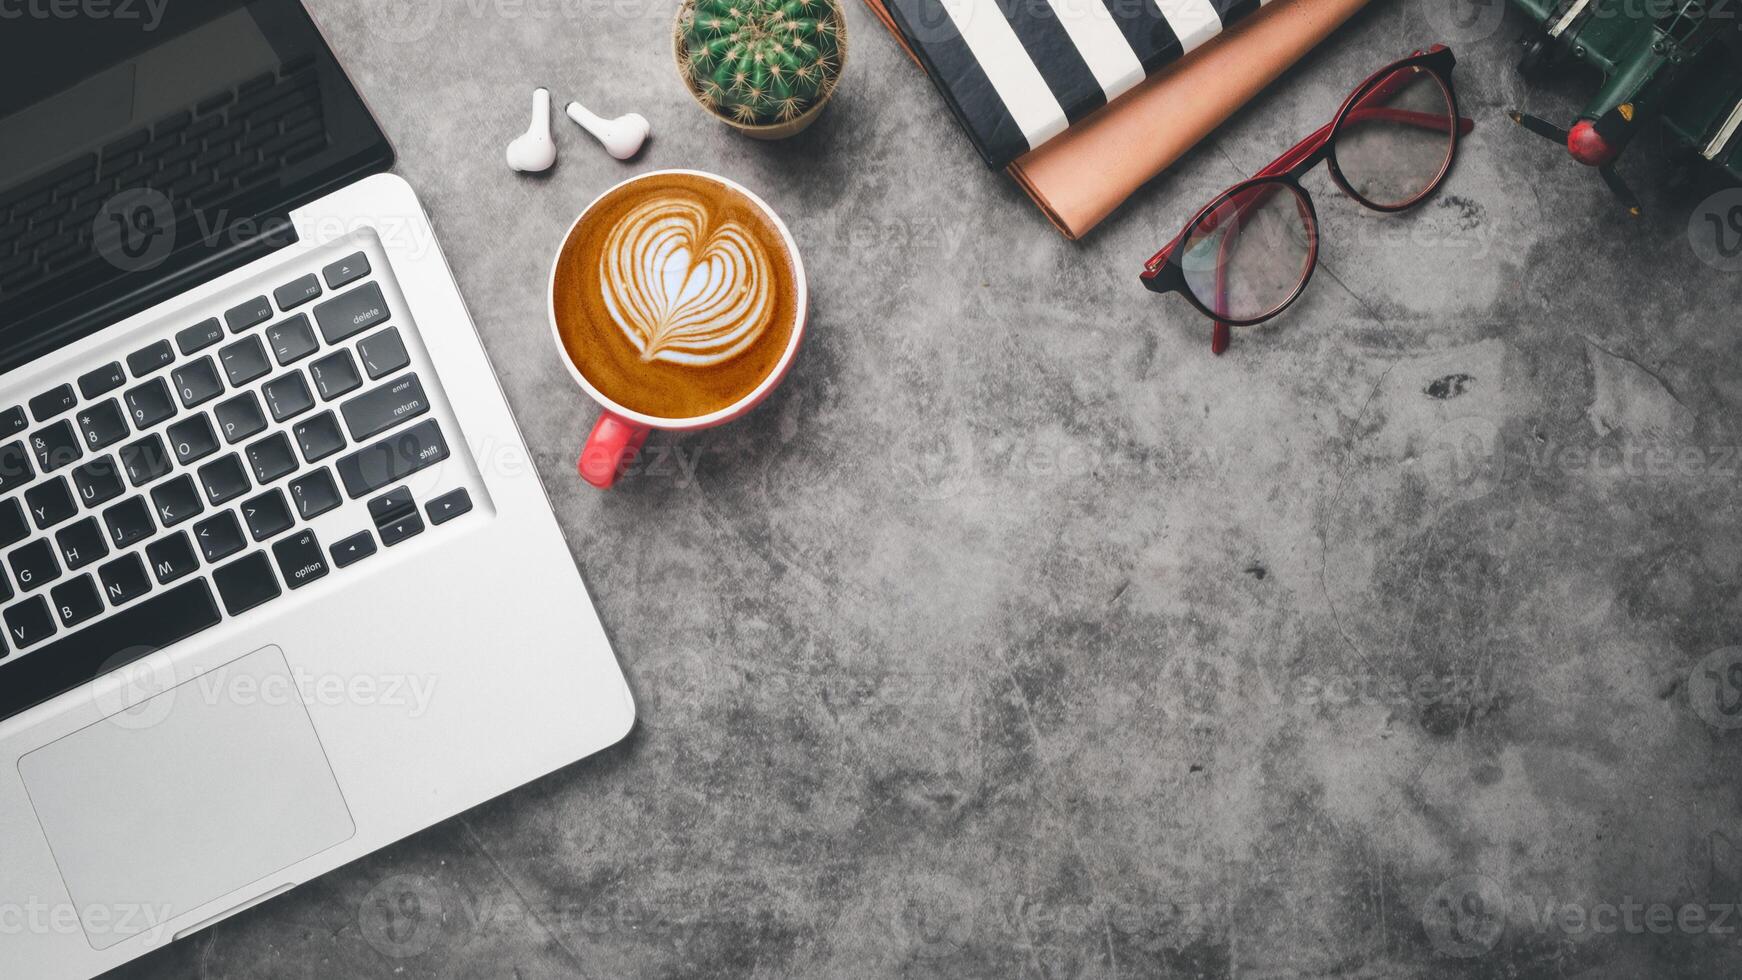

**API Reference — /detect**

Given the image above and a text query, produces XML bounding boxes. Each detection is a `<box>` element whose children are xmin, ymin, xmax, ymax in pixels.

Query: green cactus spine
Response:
<box><xmin>679</xmin><ymin>0</ymin><xmax>844</xmax><ymax>127</ymax></box>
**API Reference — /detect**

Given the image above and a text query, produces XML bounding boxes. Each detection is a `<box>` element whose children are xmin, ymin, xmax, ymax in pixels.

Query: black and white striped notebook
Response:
<box><xmin>882</xmin><ymin>0</ymin><xmax>1273</xmax><ymax>168</ymax></box>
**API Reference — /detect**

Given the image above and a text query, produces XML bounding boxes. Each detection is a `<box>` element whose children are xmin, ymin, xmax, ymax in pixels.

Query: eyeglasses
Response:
<box><xmin>1140</xmin><ymin>46</ymin><xmax>1473</xmax><ymax>355</ymax></box>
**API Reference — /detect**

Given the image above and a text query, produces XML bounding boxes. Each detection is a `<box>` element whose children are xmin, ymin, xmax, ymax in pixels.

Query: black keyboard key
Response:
<box><xmin>97</xmin><ymin>552</ymin><xmax>151</xmax><ymax>606</ymax></box>
<box><xmin>213</xmin><ymin>551</ymin><xmax>279</xmax><ymax>615</ymax></box>
<box><xmin>265</xmin><ymin>313</ymin><xmax>318</xmax><ymax>365</ymax></box>
<box><xmin>0</xmin><ymin>407</ymin><xmax>26</xmax><ymax>437</ymax></box>
<box><xmin>263</xmin><ymin>372</ymin><xmax>314</xmax><ymax>422</ymax></box>
<box><xmin>194</xmin><ymin>510</ymin><xmax>245</xmax><ymax>562</ymax></box>
<box><xmin>175</xmin><ymin>318</ymin><xmax>225</xmax><ymax>355</ymax></box>
<box><xmin>240</xmin><ymin>488</ymin><xmax>293</xmax><ymax>541</ymax></box>
<box><xmin>379</xmin><ymin>510</ymin><xmax>425</xmax><ymax>547</ymax></box>
<box><xmin>213</xmin><ymin>392</ymin><xmax>267</xmax><ymax>444</ymax></box>
<box><xmin>293</xmin><ymin>411</ymin><xmax>345</xmax><ymax>463</ymax></box>
<box><xmin>288</xmin><ymin>469</ymin><xmax>341</xmax><ymax>520</ymax></box>
<box><xmin>49</xmin><ymin>575</ymin><xmax>102</xmax><ymax>629</ymax></box>
<box><xmin>271</xmin><ymin>528</ymin><xmax>327</xmax><ymax>590</ymax></box>
<box><xmin>0</xmin><ymin>441</ymin><xmax>34</xmax><ymax>494</ymax></box>
<box><xmin>24</xmin><ymin>478</ymin><xmax>76</xmax><ymax>529</ymax></box>
<box><xmin>0</xmin><ymin>499</ymin><xmax>27</xmax><ymax>549</ymax></box>
<box><xmin>198</xmin><ymin>453</ymin><xmax>252</xmax><ymax>505</ymax></box>
<box><xmin>426</xmin><ymin>487</ymin><xmax>473</xmax><ymax>525</ymax></box>
<box><xmin>170</xmin><ymin>356</ymin><xmax>224</xmax><ymax>408</ymax></box>
<box><xmin>77</xmin><ymin>362</ymin><xmax>126</xmax><ymax>399</ymax></box>
<box><xmin>154</xmin><ymin>110</ymin><xmax>191</xmax><ymax>137</ymax></box>
<box><xmin>71</xmin><ymin>456</ymin><xmax>125</xmax><ymax>508</ymax></box>
<box><xmin>218</xmin><ymin>335</ymin><xmax>270</xmax><ymax>387</ymax></box>
<box><xmin>357</xmin><ymin>327</ymin><xmax>409</xmax><ymax>380</ymax></box>
<box><xmin>145</xmin><ymin>531</ymin><xmax>199</xmax><ymax>584</ymax></box>
<box><xmin>368</xmin><ymin>486</ymin><xmax>414</xmax><ymax>524</ymax></box>
<box><xmin>321</xmin><ymin>251</ymin><xmax>369</xmax><ymax>289</ymax></box>
<box><xmin>309</xmin><ymin>349</ymin><xmax>362</xmax><ymax>401</ymax></box>
<box><xmin>245</xmin><ymin>432</ymin><xmax>296</xmax><ymax>484</ymax></box>
<box><xmin>274</xmin><ymin>274</ymin><xmax>321</xmax><ymax>311</ymax></box>
<box><xmin>126</xmin><ymin>339</ymin><xmax>176</xmax><ymax>377</ymax></box>
<box><xmin>124</xmin><ymin>377</ymin><xmax>177</xmax><ymax>429</ymax></box>
<box><xmin>102</xmin><ymin>496</ymin><xmax>155</xmax><ymax>549</ymax></box>
<box><xmin>224</xmin><ymin>295</ymin><xmax>272</xmax><ymax>332</ymax></box>
<box><xmin>29</xmin><ymin>420</ymin><xmax>83</xmax><ymax>472</ymax></box>
<box><xmin>337</xmin><ymin>419</ymin><xmax>449</xmax><ymax>498</ymax></box>
<box><xmin>118</xmin><ymin>434</ymin><xmax>172</xmax><ymax>486</ymax></box>
<box><xmin>28</xmin><ymin>384</ymin><xmax>76</xmax><ymax>422</ymax></box>
<box><xmin>0</xmin><ymin>579</ymin><xmax>221</xmax><ymax>722</ymax></box>
<box><xmin>340</xmin><ymin>374</ymin><xmax>428</xmax><ymax>441</ymax></box>
<box><xmin>197</xmin><ymin>91</ymin><xmax>234</xmax><ymax>114</ymax></box>
<box><xmin>3</xmin><ymin>595</ymin><xmax>55</xmax><ymax>650</ymax></box>
<box><xmin>330</xmin><ymin>530</ymin><xmax>375</xmax><ymax>568</ymax></box>
<box><xmin>9</xmin><ymin>538</ymin><xmax>60</xmax><ymax>592</ymax></box>
<box><xmin>313</xmin><ymin>282</ymin><xmax>388</xmax><ymax>345</ymax></box>
<box><xmin>54</xmin><ymin>517</ymin><xmax>107</xmax><ymax>570</ymax></box>
<box><xmin>76</xmin><ymin>399</ymin><xmax>130</xmax><ymax>452</ymax></box>
<box><xmin>166</xmin><ymin>414</ymin><xmax>218</xmax><ymax>465</ymax></box>
<box><xmin>150</xmin><ymin>474</ymin><xmax>203</xmax><ymax>527</ymax></box>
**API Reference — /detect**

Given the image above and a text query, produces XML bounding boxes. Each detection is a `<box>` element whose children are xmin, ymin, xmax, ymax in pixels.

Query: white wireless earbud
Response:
<box><xmin>565</xmin><ymin>102</ymin><xmax>650</xmax><ymax>161</ymax></box>
<box><xmin>506</xmin><ymin>88</ymin><xmax>557</xmax><ymax>173</ymax></box>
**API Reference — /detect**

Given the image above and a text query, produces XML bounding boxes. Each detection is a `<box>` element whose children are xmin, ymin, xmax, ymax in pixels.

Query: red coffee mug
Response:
<box><xmin>548</xmin><ymin>170</ymin><xmax>808</xmax><ymax>489</ymax></box>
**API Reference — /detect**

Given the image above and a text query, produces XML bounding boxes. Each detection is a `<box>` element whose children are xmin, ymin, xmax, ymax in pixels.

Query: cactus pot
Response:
<box><xmin>673</xmin><ymin>0</ymin><xmax>848</xmax><ymax>139</ymax></box>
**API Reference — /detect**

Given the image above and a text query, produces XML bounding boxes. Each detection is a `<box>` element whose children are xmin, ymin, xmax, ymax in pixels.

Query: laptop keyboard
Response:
<box><xmin>0</xmin><ymin>58</ymin><xmax>329</xmax><ymax>307</ymax></box>
<box><xmin>0</xmin><ymin>250</ymin><xmax>475</xmax><ymax>724</ymax></box>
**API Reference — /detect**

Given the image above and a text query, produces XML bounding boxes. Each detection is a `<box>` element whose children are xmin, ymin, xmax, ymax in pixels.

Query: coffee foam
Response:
<box><xmin>600</xmin><ymin>196</ymin><xmax>775</xmax><ymax>367</ymax></box>
<box><xmin>554</xmin><ymin>173</ymin><xmax>798</xmax><ymax>421</ymax></box>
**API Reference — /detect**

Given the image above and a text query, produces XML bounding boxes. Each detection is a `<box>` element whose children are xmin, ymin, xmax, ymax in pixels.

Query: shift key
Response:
<box><xmin>336</xmin><ymin>419</ymin><xmax>449</xmax><ymax>497</ymax></box>
<box><xmin>312</xmin><ymin>281</ymin><xmax>388</xmax><ymax>344</ymax></box>
<box><xmin>340</xmin><ymin>373</ymin><xmax>428</xmax><ymax>441</ymax></box>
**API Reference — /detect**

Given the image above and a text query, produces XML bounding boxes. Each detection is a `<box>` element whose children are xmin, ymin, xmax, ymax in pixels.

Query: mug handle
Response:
<box><xmin>578</xmin><ymin>411</ymin><xmax>650</xmax><ymax>489</ymax></box>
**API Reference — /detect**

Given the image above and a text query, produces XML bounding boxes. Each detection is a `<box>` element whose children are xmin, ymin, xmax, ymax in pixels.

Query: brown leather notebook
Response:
<box><xmin>864</xmin><ymin>0</ymin><xmax>1375</xmax><ymax>239</ymax></box>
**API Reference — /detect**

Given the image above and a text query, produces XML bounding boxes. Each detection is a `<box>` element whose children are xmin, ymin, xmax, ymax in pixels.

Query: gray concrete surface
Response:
<box><xmin>110</xmin><ymin>0</ymin><xmax>1742</xmax><ymax>976</ymax></box>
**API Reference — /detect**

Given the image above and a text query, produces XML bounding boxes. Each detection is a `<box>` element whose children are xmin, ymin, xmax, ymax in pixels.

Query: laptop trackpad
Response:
<box><xmin>17</xmin><ymin>646</ymin><xmax>355</xmax><ymax>950</ymax></box>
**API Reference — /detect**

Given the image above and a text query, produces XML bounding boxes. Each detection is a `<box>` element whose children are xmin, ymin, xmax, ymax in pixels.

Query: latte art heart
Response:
<box><xmin>599</xmin><ymin>197</ymin><xmax>776</xmax><ymax>366</ymax></box>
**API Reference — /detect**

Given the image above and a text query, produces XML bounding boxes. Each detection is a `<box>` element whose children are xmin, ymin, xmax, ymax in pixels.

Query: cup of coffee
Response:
<box><xmin>549</xmin><ymin>169</ymin><xmax>807</xmax><ymax>488</ymax></box>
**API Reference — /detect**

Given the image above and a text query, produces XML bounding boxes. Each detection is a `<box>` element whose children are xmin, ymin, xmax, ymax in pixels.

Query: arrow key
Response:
<box><xmin>378</xmin><ymin>511</ymin><xmax>423</xmax><ymax>547</ymax></box>
<box><xmin>330</xmin><ymin>530</ymin><xmax>376</xmax><ymax>568</ymax></box>
<box><xmin>426</xmin><ymin>487</ymin><xmax>471</xmax><ymax>526</ymax></box>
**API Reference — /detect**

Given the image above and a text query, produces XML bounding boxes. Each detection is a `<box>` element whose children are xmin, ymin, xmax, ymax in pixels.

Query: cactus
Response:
<box><xmin>678</xmin><ymin>0</ymin><xmax>844</xmax><ymax>127</ymax></box>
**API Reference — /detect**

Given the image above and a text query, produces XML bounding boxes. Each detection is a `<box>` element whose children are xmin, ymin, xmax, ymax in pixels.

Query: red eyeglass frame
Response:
<box><xmin>1139</xmin><ymin>45</ymin><xmax>1475</xmax><ymax>355</ymax></box>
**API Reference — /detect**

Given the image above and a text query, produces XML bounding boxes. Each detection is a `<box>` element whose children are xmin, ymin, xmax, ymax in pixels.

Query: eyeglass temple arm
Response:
<box><xmin>1144</xmin><ymin>105</ymin><xmax>1474</xmax><ymax>274</ymax></box>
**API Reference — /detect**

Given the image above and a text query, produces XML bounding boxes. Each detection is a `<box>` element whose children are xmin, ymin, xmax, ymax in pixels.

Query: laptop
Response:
<box><xmin>0</xmin><ymin>3</ymin><xmax>635</xmax><ymax>976</ymax></box>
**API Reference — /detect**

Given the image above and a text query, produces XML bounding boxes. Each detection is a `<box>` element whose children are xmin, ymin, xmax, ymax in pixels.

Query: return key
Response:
<box><xmin>340</xmin><ymin>373</ymin><xmax>429</xmax><ymax>441</ymax></box>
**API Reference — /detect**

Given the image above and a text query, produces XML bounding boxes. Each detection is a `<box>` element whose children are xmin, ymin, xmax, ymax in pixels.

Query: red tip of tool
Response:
<box><xmin>1567</xmin><ymin>120</ymin><xmax>1617</xmax><ymax>167</ymax></box>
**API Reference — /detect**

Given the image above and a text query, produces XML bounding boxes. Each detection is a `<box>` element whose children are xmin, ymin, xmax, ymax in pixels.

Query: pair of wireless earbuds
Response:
<box><xmin>506</xmin><ymin>88</ymin><xmax>650</xmax><ymax>172</ymax></box>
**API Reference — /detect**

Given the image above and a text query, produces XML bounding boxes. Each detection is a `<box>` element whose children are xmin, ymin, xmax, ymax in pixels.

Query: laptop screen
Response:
<box><xmin>0</xmin><ymin>0</ymin><xmax>392</xmax><ymax>373</ymax></box>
